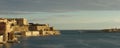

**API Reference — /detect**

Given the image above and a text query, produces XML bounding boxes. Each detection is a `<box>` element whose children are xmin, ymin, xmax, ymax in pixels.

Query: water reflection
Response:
<box><xmin>0</xmin><ymin>43</ymin><xmax>12</xmax><ymax>48</ymax></box>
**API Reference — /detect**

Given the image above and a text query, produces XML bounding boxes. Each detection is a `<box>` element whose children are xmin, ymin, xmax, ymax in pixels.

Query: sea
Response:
<box><xmin>1</xmin><ymin>30</ymin><xmax>120</xmax><ymax>48</ymax></box>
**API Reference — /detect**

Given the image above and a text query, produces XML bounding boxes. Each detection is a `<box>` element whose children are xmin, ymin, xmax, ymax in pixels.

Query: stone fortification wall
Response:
<box><xmin>0</xmin><ymin>18</ymin><xmax>60</xmax><ymax>43</ymax></box>
<box><xmin>12</xmin><ymin>25</ymin><xmax>29</xmax><ymax>32</ymax></box>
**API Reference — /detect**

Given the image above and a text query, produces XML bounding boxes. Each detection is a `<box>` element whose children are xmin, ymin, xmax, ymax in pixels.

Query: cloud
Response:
<box><xmin>0</xmin><ymin>11</ymin><xmax>49</xmax><ymax>15</ymax></box>
<box><xmin>0</xmin><ymin>0</ymin><xmax>120</xmax><ymax>13</ymax></box>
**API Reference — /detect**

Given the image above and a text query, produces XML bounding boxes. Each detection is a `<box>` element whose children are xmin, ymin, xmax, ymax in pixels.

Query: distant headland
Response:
<box><xmin>102</xmin><ymin>28</ymin><xmax>120</xmax><ymax>32</ymax></box>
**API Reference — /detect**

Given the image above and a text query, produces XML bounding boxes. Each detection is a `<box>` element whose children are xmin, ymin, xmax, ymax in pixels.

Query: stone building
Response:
<box><xmin>13</xmin><ymin>25</ymin><xmax>29</xmax><ymax>32</ymax></box>
<box><xmin>29</xmin><ymin>23</ymin><xmax>50</xmax><ymax>31</ymax></box>
<box><xmin>0</xmin><ymin>18</ymin><xmax>17</xmax><ymax>43</ymax></box>
<box><xmin>7</xmin><ymin>18</ymin><xmax>29</xmax><ymax>32</ymax></box>
<box><xmin>28</xmin><ymin>23</ymin><xmax>60</xmax><ymax>36</ymax></box>
<box><xmin>7</xmin><ymin>18</ymin><xmax>28</xmax><ymax>25</ymax></box>
<box><xmin>15</xmin><ymin>18</ymin><xmax>28</xmax><ymax>25</ymax></box>
<box><xmin>0</xmin><ymin>18</ymin><xmax>14</xmax><ymax>34</ymax></box>
<box><xmin>0</xmin><ymin>18</ymin><xmax>60</xmax><ymax>43</ymax></box>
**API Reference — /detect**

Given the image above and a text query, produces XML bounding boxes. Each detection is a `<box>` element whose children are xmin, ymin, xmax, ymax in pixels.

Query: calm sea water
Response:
<box><xmin>1</xmin><ymin>30</ymin><xmax>120</xmax><ymax>48</ymax></box>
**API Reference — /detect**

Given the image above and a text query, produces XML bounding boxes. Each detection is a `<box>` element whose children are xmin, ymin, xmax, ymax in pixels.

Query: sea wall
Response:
<box><xmin>25</xmin><ymin>31</ymin><xmax>40</xmax><ymax>36</ymax></box>
<box><xmin>24</xmin><ymin>31</ymin><xmax>60</xmax><ymax>37</ymax></box>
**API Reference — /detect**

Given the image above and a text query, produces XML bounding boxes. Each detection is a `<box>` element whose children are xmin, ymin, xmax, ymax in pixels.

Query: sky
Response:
<box><xmin>0</xmin><ymin>0</ymin><xmax>120</xmax><ymax>30</ymax></box>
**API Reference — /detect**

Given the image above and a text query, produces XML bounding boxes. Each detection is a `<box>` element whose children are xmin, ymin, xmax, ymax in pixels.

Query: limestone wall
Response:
<box><xmin>0</xmin><ymin>22</ymin><xmax>6</xmax><ymax>34</ymax></box>
<box><xmin>0</xmin><ymin>36</ymin><xmax>3</xmax><ymax>42</ymax></box>
<box><xmin>25</xmin><ymin>31</ymin><xmax>40</xmax><ymax>36</ymax></box>
<box><xmin>13</xmin><ymin>25</ymin><xmax>29</xmax><ymax>32</ymax></box>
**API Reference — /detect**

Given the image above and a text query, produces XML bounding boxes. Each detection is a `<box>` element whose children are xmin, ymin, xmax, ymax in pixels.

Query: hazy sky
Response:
<box><xmin>1</xmin><ymin>0</ymin><xmax>120</xmax><ymax>30</ymax></box>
